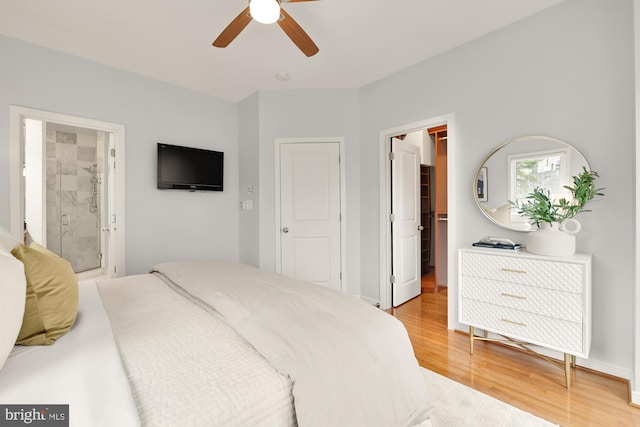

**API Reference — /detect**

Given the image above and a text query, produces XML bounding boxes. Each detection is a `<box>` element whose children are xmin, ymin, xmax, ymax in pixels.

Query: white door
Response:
<box><xmin>12</xmin><ymin>106</ymin><xmax>125</xmax><ymax>279</ymax></box>
<box><xmin>279</xmin><ymin>142</ymin><xmax>342</xmax><ymax>291</ymax></box>
<box><xmin>391</xmin><ymin>137</ymin><xmax>422</xmax><ymax>306</ymax></box>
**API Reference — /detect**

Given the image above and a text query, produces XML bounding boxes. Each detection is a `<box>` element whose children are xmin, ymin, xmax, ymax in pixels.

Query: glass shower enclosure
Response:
<box><xmin>44</xmin><ymin>124</ymin><xmax>106</xmax><ymax>273</ymax></box>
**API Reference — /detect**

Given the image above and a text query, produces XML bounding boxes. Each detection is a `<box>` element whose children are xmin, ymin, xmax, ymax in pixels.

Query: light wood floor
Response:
<box><xmin>389</xmin><ymin>273</ymin><xmax>640</xmax><ymax>426</ymax></box>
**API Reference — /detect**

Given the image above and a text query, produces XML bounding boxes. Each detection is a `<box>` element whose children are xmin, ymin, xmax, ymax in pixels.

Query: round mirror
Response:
<box><xmin>474</xmin><ymin>135</ymin><xmax>590</xmax><ymax>232</ymax></box>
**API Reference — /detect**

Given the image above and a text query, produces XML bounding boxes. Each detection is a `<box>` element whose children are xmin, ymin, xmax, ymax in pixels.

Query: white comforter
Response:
<box><xmin>153</xmin><ymin>260</ymin><xmax>431</xmax><ymax>427</ymax></box>
<box><xmin>98</xmin><ymin>272</ymin><xmax>296</xmax><ymax>427</ymax></box>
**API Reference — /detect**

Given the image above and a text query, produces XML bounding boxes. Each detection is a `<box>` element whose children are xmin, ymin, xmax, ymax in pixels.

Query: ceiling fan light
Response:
<box><xmin>250</xmin><ymin>0</ymin><xmax>280</xmax><ymax>25</ymax></box>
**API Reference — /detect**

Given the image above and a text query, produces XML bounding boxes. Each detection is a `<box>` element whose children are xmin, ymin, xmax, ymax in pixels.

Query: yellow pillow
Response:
<box><xmin>11</xmin><ymin>243</ymin><xmax>78</xmax><ymax>345</ymax></box>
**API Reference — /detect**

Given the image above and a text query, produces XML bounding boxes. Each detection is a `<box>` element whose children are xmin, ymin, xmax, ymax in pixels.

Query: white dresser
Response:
<box><xmin>458</xmin><ymin>247</ymin><xmax>592</xmax><ymax>388</ymax></box>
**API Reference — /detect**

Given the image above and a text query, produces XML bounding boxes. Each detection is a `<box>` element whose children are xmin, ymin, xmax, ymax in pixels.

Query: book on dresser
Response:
<box><xmin>471</xmin><ymin>241</ymin><xmax>522</xmax><ymax>250</ymax></box>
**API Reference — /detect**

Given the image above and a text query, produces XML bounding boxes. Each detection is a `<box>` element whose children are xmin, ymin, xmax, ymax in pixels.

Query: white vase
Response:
<box><xmin>526</xmin><ymin>219</ymin><xmax>581</xmax><ymax>257</ymax></box>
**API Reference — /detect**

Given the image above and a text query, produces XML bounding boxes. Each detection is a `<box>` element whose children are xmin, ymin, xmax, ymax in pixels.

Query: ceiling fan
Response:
<box><xmin>212</xmin><ymin>0</ymin><xmax>319</xmax><ymax>57</ymax></box>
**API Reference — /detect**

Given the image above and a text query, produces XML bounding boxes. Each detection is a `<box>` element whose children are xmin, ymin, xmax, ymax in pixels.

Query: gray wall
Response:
<box><xmin>238</xmin><ymin>93</ymin><xmax>260</xmax><ymax>267</ymax></box>
<box><xmin>245</xmin><ymin>89</ymin><xmax>362</xmax><ymax>296</ymax></box>
<box><xmin>0</xmin><ymin>35</ymin><xmax>240</xmax><ymax>274</ymax></box>
<box><xmin>359</xmin><ymin>0</ymin><xmax>634</xmax><ymax>376</ymax></box>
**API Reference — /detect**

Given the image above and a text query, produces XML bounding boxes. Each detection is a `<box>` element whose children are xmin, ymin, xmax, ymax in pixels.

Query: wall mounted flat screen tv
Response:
<box><xmin>157</xmin><ymin>143</ymin><xmax>224</xmax><ymax>191</ymax></box>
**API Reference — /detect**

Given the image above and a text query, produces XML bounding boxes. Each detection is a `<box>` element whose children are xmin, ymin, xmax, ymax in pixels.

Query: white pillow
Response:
<box><xmin>0</xmin><ymin>225</ymin><xmax>19</xmax><ymax>255</ymax></box>
<box><xmin>0</xmin><ymin>253</ymin><xmax>27</xmax><ymax>370</ymax></box>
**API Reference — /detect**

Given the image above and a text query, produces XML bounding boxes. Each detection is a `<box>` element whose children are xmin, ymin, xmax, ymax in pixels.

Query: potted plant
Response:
<box><xmin>511</xmin><ymin>167</ymin><xmax>604</xmax><ymax>226</ymax></box>
<box><xmin>510</xmin><ymin>167</ymin><xmax>604</xmax><ymax>256</ymax></box>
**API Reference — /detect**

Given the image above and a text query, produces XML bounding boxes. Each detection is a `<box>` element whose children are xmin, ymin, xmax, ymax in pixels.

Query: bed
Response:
<box><xmin>0</xmin><ymin>232</ymin><xmax>432</xmax><ymax>426</ymax></box>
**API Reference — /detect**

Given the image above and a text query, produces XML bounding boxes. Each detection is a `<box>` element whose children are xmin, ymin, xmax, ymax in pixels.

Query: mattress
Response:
<box><xmin>0</xmin><ymin>260</ymin><xmax>431</xmax><ymax>427</ymax></box>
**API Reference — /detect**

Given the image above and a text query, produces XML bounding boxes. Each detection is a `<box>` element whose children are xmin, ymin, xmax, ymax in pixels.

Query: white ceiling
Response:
<box><xmin>0</xmin><ymin>0</ymin><xmax>564</xmax><ymax>102</ymax></box>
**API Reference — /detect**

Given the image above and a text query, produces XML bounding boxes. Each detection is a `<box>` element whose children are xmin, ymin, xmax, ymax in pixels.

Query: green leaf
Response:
<box><xmin>509</xmin><ymin>167</ymin><xmax>604</xmax><ymax>226</ymax></box>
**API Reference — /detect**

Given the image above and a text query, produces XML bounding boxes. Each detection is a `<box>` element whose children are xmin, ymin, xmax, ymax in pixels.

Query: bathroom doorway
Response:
<box><xmin>10</xmin><ymin>106</ymin><xmax>126</xmax><ymax>278</ymax></box>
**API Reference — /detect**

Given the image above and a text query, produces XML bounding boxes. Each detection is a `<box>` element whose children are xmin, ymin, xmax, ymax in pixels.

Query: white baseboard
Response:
<box><xmin>579</xmin><ymin>357</ymin><xmax>632</xmax><ymax>381</ymax></box>
<box><xmin>359</xmin><ymin>295</ymin><xmax>381</xmax><ymax>307</ymax></box>
<box><xmin>364</xmin><ymin>301</ymin><xmax>632</xmax><ymax>380</ymax></box>
<box><xmin>460</xmin><ymin>328</ymin><xmax>632</xmax><ymax>381</ymax></box>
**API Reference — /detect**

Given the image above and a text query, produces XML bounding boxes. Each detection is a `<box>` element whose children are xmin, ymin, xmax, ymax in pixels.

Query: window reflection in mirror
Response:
<box><xmin>509</xmin><ymin>148</ymin><xmax>570</xmax><ymax>205</ymax></box>
<box><xmin>475</xmin><ymin>136</ymin><xmax>590</xmax><ymax>232</ymax></box>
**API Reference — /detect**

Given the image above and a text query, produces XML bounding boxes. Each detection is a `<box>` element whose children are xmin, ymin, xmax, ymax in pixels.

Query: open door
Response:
<box><xmin>391</xmin><ymin>137</ymin><xmax>422</xmax><ymax>306</ymax></box>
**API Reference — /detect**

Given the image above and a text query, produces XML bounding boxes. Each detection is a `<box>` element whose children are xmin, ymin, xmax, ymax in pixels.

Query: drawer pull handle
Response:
<box><xmin>501</xmin><ymin>268</ymin><xmax>527</xmax><ymax>274</ymax></box>
<box><xmin>500</xmin><ymin>292</ymin><xmax>527</xmax><ymax>300</ymax></box>
<box><xmin>501</xmin><ymin>318</ymin><xmax>527</xmax><ymax>327</ymax></box>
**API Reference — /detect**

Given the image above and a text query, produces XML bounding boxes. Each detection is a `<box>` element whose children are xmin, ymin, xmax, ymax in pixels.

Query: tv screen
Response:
<box><xmin>157</xmin><ymin>143</ymin><xmax>224</xmax><ymax>191</ymax></box>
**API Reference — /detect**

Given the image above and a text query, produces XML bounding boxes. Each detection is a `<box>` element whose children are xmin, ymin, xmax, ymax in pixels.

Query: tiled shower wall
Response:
<box><xmin>46</xmin><ymin>126</ymin><xmax>102</xmax><ymax>273</ymax></box>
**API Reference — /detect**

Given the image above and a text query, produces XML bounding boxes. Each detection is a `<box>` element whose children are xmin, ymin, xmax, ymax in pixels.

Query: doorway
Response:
<box><xmin>274</xmin><ymin>137</ymin><xmax>347</xmax><ymax>292</ymax></box>
<box><xmin>378</xmin><ymin>114</ymin><xmax>456</xmax><ymax>313</ymax></box>
<box><xmin>9</xmin><ymin>106</ymin><xmax>126</xmax><ymax>278</ymax></box>
<box><xmin>26</xmin><ymin>120</ymin><xmax>109</xmax><ymax>274</ymax></box>
<box><xmin>429</xmin><ymin>125</ymin><xmax>449</xmax><ymax>293</ymax></box>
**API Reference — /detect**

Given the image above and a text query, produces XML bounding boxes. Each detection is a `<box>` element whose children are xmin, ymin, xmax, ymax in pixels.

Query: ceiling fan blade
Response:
<box><xmin>212</xmin><ymin>7</ymin><xmax>252</xmax><ymax>48</ymax></box>
<box><xmin>277</xmin><ymin>8</ymin><xmax>319</xmax><ymax>57</ymax></box>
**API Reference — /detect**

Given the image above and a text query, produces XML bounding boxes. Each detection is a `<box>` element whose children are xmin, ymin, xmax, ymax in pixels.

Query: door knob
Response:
<box><xmin>418</xmin><ymin>225</ymin><xmax>424</xmax><ymax>231</ymax></box>
<box><xmin>282</xmin><ymin>227</ymin><xmax>289</xmax><ymax>233</ymax></box>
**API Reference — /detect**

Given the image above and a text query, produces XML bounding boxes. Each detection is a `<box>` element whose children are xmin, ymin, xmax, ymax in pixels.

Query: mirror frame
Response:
<box><xmin>473</xmin><ymin>135</ymin><xmax>591</xmax><ymax>232</ymax></box>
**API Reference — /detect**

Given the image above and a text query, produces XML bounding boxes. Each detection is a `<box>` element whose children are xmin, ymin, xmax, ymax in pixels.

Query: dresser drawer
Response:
<box><xmin>460</xmin><ymin>299</ymin><xmax>584</xmax><ymax>354</ymax></box>
<box><xmin>461</xmin><ymin>276</ymin><xmax>582</xmax><ymax>323</ymax></box>
<box><xmin>461</xmin><ymin>251</ymin><xmax>584</xmax><ymax>293</ymax></box>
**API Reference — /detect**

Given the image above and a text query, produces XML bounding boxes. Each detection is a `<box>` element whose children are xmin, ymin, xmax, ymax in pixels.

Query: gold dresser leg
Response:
<box><xmin>564</xmin><ymin>353</ymin><xmax>571</xmax><ymax>389</ymax></box>
<box><xmin>469</xmin><ymin>326</ymin><xmax>474</xmax><ymax>355</ymax></box>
